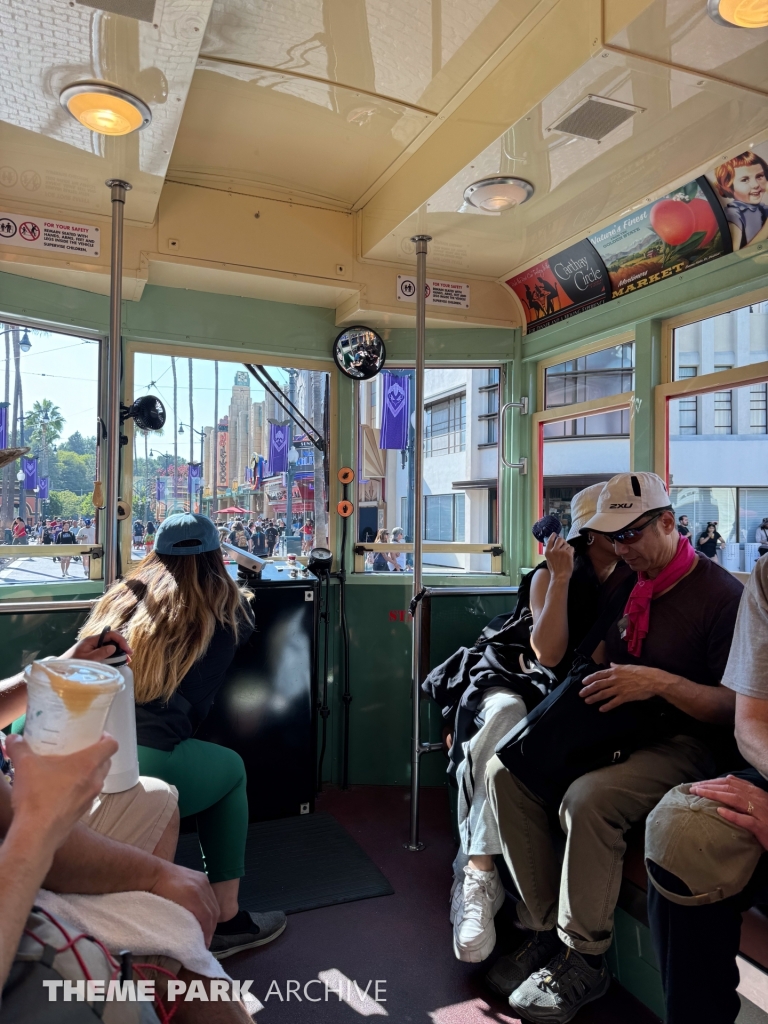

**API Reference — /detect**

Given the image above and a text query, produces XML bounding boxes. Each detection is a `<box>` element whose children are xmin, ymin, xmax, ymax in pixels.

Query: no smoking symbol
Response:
<box><xmin>19</xmin><ymin>222</ymin><xmax>40</xmax><ymax>242</ymax></box>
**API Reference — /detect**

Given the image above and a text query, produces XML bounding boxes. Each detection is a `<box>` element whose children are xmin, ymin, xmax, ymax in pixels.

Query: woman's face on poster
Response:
<box><xmin>732</xmin><ymin>163</ymin><xmax>767</xmax><ymax>205</ymax></box>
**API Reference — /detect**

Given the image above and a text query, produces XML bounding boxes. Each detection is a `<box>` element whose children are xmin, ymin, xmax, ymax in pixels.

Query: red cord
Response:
<box><xmin>24</xmin><ymin>909</ymin><xmax>182</xmax><ymax>1024</ymax></box>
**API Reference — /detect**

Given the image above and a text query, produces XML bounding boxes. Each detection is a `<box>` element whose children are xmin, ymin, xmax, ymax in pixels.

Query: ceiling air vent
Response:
<box><xmin>548</xmin><ymin>95</ymin><xmax>643</xmax><ymax>142</ymax></box>
<box><xmin>76</xmin><ymin>0</ymin><xmax>157</xmax><ymax>22</ymax></box>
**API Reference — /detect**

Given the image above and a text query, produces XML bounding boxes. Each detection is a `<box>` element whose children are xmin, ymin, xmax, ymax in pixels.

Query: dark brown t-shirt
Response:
<box><xmin>604</xmin><ymin>554</ymin><xmax>743</xmax><ymax>737</ymax></box>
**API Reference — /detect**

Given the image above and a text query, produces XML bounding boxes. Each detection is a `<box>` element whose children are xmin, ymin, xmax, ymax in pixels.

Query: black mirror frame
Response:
<box><xmin>332</xmin><ymin>326</ymin><xmax>386</xmax><ymax>381</ymax></box>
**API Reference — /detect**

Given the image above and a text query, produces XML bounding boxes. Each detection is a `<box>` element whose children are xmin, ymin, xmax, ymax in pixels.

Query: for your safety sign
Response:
<box><xmin>396</xmin><ymin>275</ymin><xmax>470</xmax><ymax>308</ymax></box>
<box><xmin>0</xmin><ymin>213</ymin><xmax>100</xmax><ymax>257</ymax></box>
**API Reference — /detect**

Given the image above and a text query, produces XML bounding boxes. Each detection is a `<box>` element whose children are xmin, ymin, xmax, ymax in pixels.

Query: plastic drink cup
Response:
<box><xmin>24</xmin><ymin>659</ymin><xmax>123</xmax><ymax>756</ymax></box>
<box><xmin>101</xmin><ymin>653</ymin><xmax>140</xmax><ymax>793</ymax></box>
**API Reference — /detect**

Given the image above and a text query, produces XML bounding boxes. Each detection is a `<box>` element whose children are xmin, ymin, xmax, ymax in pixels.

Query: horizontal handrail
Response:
<box><xmin>354</xmin><ymin>543</ymin><xmax>502</xmax><ymax>553</ymax></box>
<box><xmin>0</xmin><ymin>600</ymin><xmax>97</xmax><ymax>614</ymax></box>
<box><xmin>354</xmin><ymin>541</ymin><xmax>503</xmax><ymax>574</ymax></box>
<box><xmin>0</xmin><ymin>545</ymin><xmax>103</xmax><ymax>557</ymax></box>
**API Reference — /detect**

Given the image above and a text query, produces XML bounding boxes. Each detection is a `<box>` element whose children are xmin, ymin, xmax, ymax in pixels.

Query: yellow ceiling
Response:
<box><xmin>0</xmin><ymin>0</ymin><xmax>767</xmax><ymax>316</ymax></box>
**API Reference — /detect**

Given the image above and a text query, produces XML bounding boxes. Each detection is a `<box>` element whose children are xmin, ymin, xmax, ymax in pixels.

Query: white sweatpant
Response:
<box><xmin>453</xmin><ymin>687</ymin><xmax>527</xmax><ymax>871</ymax></box>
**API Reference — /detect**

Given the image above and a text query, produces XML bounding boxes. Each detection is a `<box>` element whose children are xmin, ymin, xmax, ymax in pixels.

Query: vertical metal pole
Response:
<box><xmin>405</xmin><ymin>234</ymin><xmax>431</xmax><ymax>852</ymax></box>
<box><xmin>104</xmin><ymin>179</ymin><xmax>131</xmax><ymax>587</ymax></box>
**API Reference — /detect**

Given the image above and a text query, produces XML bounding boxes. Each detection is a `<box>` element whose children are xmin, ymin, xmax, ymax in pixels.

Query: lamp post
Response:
<box><xmin>179</xmin><ymin>422</ymin><xmax>205</xmax><ymax>512</ymax></box>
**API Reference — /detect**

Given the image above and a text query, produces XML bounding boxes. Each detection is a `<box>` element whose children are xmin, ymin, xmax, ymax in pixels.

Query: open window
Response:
<box><xmin>0</xmin><ymin>319</ymin><xmax>103</xmax><ymax>598</ymax></box>
<box><xmin>124</xmin><ymin>347</ymin><xmax>331</xmax><ymax>564</ymax></box>
<box><xmin>656</xmin><ymin>295</ymin><xmax>768</xmax><ymax>573</ymax></box>
<box><xmin>354</xmin><ymin>367</ymin><xmax>502</xmax><ymax>575</ymax></box>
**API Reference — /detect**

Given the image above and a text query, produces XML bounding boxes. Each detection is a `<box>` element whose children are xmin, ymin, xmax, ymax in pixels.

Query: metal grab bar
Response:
<box><xmin>500</xmin><ymin>398</ymin><xmax>528</xmax><ymax>472</ymax></box>
<box><xmin>0</xmin><ymin>545</ymin><xmax>103</xmax><ymax>557</ymax></box>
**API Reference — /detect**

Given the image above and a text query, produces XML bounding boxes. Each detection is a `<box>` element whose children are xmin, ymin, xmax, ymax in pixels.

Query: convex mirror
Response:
<box><xmin>333</xmin><ymin>326</ymin><xmax>386</xmax><ymax>381</ymax></box>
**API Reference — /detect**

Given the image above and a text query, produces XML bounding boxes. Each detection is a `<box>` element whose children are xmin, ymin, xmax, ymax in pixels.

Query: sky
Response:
<box><xmin>0</xmin><ymin>324</ymin><xmax>301</xmax><ymax>457</ymax></box>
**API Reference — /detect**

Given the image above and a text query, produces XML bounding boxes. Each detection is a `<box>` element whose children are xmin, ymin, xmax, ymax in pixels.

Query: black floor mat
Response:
<box><xmin>174</xmin><ymin>811</ymin><xmax>394</xmax><ymax>915</ymax></box>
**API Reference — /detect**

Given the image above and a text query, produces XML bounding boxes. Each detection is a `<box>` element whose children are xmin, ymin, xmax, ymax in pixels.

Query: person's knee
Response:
<box><xmin>484</xmin><ymin>754</ymin><xmax>508</xmax><ymax>799</ymax></box>
<box><xmin>560</xmin><ymin>773</ymin><xmax>620</xmax><ymax>826</ymax></box>
<box><xmin>153</xmin><ymin>805</ymin><xmax>180</xmax><ymax>861</ymax></box>
<box><xmin>211</xmin><ymin>745</ymin><xmax>247</xmax><ymax>792</ymax></box>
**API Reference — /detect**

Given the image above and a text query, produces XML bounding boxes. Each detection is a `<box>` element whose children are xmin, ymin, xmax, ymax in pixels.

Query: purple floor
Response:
<box><xmin>227</xmin><ymin>785</ymin><xmax>660</xmax><ymax>1023</ymax></box>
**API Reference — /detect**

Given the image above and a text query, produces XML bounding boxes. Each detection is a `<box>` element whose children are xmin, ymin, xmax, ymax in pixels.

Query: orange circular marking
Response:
<box><xmin>338</xmin><ymin>467</ymin><xmax>355</xmax><ymax>484</ymax></box>
<box><xmin>337</xmin><ymin>500</ymin><xmax>354</xmax><ymax>518</ymax></box>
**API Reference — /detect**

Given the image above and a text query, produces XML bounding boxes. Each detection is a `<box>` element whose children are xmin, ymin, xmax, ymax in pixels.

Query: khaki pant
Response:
<box><xmin>486</xmin><ymin>734</ymin><xmax>715</xmax><ymax>954</ymax></box>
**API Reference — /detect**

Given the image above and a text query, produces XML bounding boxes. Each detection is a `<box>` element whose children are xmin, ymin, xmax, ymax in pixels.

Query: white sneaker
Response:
<box><xmin>453</xmin><ymin>864</ymin><xmax>505</xmax><ymax>963</ymax></box>
<box><xmin>449</xmin><ymin>874</ymin><xmax>464</xmax><ymax>924</ymax></box>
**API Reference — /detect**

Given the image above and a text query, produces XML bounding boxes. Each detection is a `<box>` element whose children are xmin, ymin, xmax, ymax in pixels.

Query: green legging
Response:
<box><xmin>137</xmin><ymin>739</ymin><xmax>248</xmax><ymax>884</ymax></box>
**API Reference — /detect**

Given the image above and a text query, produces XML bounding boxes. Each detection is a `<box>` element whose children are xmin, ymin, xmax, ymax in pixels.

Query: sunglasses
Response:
<box><xmin>605</xmin><ymin>511</ymin><xmax>665</xmax><ymax>545</ymax></box>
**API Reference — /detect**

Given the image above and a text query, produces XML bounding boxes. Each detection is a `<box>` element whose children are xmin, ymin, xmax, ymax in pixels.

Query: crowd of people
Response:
<box><xmin>133</xmin><ymin>514</ymin><xmax>315</xmax><ymax>561</ymax></box>
<box><xmin>428</xmin><ymin>471</ymin><xmax>768</xmax><ymax>1024</ymax></box>
<box><xmin>5</xmin><ymin>515</ymin><xmax>96</xmax><ymax>576</ymax></box>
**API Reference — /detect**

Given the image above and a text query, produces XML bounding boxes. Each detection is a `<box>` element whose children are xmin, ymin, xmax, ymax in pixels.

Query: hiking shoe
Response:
<box><xmin>486</xmin><ymin>929</ymin><xmax>561</xmax><ymax>997</ymax></box>
<box><xmin>209</xmin><ymin>910</ymin><xmax>287</xmax><ymax>960</ymax></box>
<box><xmin>508</xmin><ymin>947</ymin><xmax>610</xmax><ymax>1022</ymax></box>
<box><xmin>453</xmin><ymin>864</ymin><xmax>506</xmax><ymax>963</ymax></box>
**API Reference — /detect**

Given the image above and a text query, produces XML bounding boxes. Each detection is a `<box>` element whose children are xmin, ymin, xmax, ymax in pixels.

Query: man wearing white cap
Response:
<box><xmin>486</xmin><ymin>472</ymin><xmax>743</xmax><ymax>1023</ymax></box>
<box><xmin>451</xmin><ymin>483</ymin><xmax>630</xmax><ymax>965</ymax></box>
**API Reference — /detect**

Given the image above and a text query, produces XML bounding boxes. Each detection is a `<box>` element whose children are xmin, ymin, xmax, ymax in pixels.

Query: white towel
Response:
<box><xmin>35</xmin><ymin>888</ymin><xmax>228</xmax><ymax>980</ymax></box>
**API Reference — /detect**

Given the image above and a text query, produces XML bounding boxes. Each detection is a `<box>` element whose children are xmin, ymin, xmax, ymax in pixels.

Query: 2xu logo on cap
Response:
<box><xmin>609</xmin><ymin>503</ymin><xmax>634</xmax><ymax>508</ymax></box>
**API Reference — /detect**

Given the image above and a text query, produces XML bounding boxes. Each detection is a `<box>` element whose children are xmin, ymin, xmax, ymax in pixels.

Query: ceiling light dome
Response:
<box><xmin>60</xmin><ymin>82</ymin><xmax>151</xmax><ymax>136</ymax></box>
<box><xmin>463</xmin><ymin>176</ymin><xmax>534</xmax><ymax>213</ymax></box>
<box><xmin>707</xmin><ymin>0</ymin><xmax>768</xmax><ymax>26</ymax></box>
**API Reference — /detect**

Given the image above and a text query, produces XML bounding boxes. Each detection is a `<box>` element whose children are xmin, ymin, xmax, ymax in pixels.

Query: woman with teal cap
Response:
<box><xmin>82</xmin><ymin>512</ymin><xmax>286</xmax><ymax>959</ymax></box>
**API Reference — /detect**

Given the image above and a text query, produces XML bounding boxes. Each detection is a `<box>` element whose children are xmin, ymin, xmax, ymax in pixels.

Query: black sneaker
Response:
<box><xmin>486</xmin><ymin>929</ymin><xmax>561</xmax><ymax>997</ymax></box>
<box><xmin>508</xmin><ymin>947</ymin><xmax>610</xmax><ymax>1023</ymax></box>
<box><xmin>209</xmin><ymin>910</ymin><xmax>287</xmax><ymax>960</ymax></box>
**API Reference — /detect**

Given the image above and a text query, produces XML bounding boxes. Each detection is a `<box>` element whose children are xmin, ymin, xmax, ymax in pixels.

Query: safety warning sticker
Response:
<box><xmin>0</xmin><ymin>213</ymin><xmax>100</xmax><ymax>257</ymax></box>
<box><xmin>396</xmin><ymin>275</ymin><xmax>470</xmax><ymax>309</ymax></box>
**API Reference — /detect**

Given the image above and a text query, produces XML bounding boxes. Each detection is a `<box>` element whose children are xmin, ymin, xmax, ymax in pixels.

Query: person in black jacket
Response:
<box><xmin>448</xmin><ymin>483</ymin><xmax>632</xmax><ymax>966</ymax></box>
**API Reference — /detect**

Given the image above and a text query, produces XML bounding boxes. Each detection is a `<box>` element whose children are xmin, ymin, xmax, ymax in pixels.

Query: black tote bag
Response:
<box><xmin>495</xmin><ymin>576</ymin><xmax>674</xmax><ymax>805</ymax></box>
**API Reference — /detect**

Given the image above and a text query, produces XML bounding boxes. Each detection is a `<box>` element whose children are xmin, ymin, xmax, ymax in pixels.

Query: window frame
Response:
<box><xmin>530</xmin><ymin>391</ymin><xmax>636</xmax><ymax>566</ymax></box>
<box><xmin>0</xmin><ymin>314</ymin><xmax>106</xmax><ymax>605</ymax></box>
<box><xmin>352</xmin><ymin>363</ymin><xmax>504</xmax><ymax>576</ymax></box>
<box><xmin>122</xmin><ymin>341</ymin><xmax>337</xmax><ymax>568</ymax></box>
<box><xmin>654</xmin><ymin>363</ymin><xmax>768</xmax><ymax>482</ymax></box>
<box><xmin>660</xmin><ymin>285</ymin><xmax>768</xmax><ymax>386</ymax></box>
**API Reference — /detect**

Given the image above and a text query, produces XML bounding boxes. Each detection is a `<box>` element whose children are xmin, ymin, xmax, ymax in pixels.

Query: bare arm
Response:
<box><xmin>529</xmin><ymin>535</ymin><xmax>574</xmax><ymax>667</ymax></box>
<box><xmin>0</xmin><ymin>735</ymin><xmax>116</xmax><ymax>988</ymax></box>
<box><xmin>580</xmin><ymin>665</ymin><xmax>736</xmax><ymax>724</ymax></box>
<box><xmin>0</xmin><ymin>758</ymin><xmax>217</xmax><ymax>944</ymax></box>
<box><xmin>734</xmin><ymin>693</ymin><xmax>768</xmax><ymax>778</ymax></box>
<box><xmin>0</xmin><ymin>631</ymin><xmax>132</xmax><ymax>730</ymax></box>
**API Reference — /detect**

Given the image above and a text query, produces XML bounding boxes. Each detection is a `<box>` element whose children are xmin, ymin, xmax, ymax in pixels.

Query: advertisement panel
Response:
<box><xmin>588</xmin><ymin>177</ymin><xmax>730</xmax><ymax>299</ymax></box>
<box><xmin>705</xmin><ymin>143</ymin><xmax>768</xmax><ymax>253</ymax></box>
<box><xmin>505</xmin><ymin>239</ymin><xmax>608</xmax><ymax>333</ymax></box>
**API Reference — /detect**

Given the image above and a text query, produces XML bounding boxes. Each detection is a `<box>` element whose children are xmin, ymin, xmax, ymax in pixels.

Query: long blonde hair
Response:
<box><xmin>82</xmin><ymin>549</ymin><xmax>252</xmax><ymax>704</ymax></box>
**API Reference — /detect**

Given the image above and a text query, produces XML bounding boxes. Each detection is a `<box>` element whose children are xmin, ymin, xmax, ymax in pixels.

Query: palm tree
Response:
<box><xmin>171</xmin><ymin>357</ymin><xmax>178</xmax><ymax>502</ymax></box>
<box><xmin>25</xmin><ymin>399</ymin><xmax>64</xmax><ymax>449</ymax></box>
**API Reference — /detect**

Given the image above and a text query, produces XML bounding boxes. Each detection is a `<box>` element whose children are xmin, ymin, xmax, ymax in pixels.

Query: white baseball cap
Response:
<box><xmin>581</xmin><ymin>472</ymin><xmax>671</xmax><ymax>534</ymax></box>
<box><xmin>566</xmin><ymin>482</ymin><xmax>607</xmax><ymax>541</ymax></box>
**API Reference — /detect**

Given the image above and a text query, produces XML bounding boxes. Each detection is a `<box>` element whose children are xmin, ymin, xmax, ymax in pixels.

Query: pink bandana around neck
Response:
<box><xmin>622</xmin><ymin>535</ymin><xmax>697</xmax><ymax>658</ymax></box>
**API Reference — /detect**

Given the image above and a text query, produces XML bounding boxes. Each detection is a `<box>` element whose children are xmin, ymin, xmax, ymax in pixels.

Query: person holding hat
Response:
<box><xmin>453</xmin><ymin>483</ymin><xmax>633</xmax><ymax>966</ymax></box>
<box><xmin>81</xmin><ymin>512</ymin><xmax>287</xmax><ymax>960</ymax></box>
<box><xmin>485</xmin><ymin>472</ymin><xmax>743</xmax><ymax>1022</ymax></box>
<box><xmin>645</xmin><ymin>553</ymin><xmax>768</xmax><ymax>1024</ymax></box>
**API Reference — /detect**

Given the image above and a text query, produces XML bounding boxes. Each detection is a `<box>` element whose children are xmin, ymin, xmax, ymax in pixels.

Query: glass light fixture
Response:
<box><xmin>707</xmin><ymin>0</ymin><xmax>768</xmax><ymax>26</ymax></box>
<box><xmin>462</xmin><ymin>176</ymin><xmax>534</xmax><ymax>213</ymax></box>
<box><xmin>19</xmin><ymin>332</ymin><xmax>31</xmax><ymax>353</ymax></box>
<box><xmin>60</xmin><ymin>82</ymin><xmax>152</xmax><ymax>136</ymax></box>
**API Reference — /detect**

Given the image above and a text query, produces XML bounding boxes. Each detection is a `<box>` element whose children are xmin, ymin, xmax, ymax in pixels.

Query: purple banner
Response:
<box><xmin>188</xmin><ymin>463</ymin><xmax>202</xmax><ymax>493</ymax></box>
<box><xmin>379</xmin><ymin>373</ymin><xmax>410</xmax><ymax>450</ymax></box>
<box><xmin>0</xmin><ymin>406</ymin><xmax>6</xmax><ymax>449</ymax></box>
<box><xmin>37</xmin><ymin>476</ymin><xmax>49</xmax><ymax>500</ymax></box>
<box><xmin>269</xmin><ymin>424</ymin><xmax>290</xmax><ymax>474</ymax></box>
<box><xmin>22</xmin><ymin>456</ymin><xmax>37</xmax><ymax>490</ymax></box>
<box><xmin>156</xmin><ymin>477</ymin><xmax>166</xmax><ymax>501</ymax></box>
